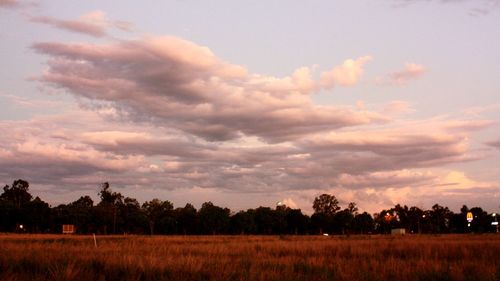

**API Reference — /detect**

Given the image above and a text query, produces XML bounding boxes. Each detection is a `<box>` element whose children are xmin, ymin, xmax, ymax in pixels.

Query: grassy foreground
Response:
<box><xmin>0</xmin><ymin>234</ymin><xmax>498</xmax><ymax>281</ymax></box>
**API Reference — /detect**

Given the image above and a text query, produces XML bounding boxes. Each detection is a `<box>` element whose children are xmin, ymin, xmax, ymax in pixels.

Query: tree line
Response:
<box><xmin>0</xmin><ymin>179</ymin><xmax>497</xmax><ymax>235</ymax></box>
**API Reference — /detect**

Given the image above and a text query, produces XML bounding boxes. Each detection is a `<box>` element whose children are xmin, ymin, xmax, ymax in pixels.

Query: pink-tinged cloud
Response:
<box><xmin>377</xmin><ymin>63</ymin><xmax>426</xmax><ymax>85</ymax></box>
<box><xmin>0</xmin><ymin>0</ymin><xmax>18</xmax><ymax>8</ymax></box>
<box><xmin>32</xmin><ymin>36</ymin><xmax>384</xmax><ymax>142</ymax></box>
<box><xmin>0</xmin><ymin>105</ymin><xmax>495</xmax><ymax>213</ymax></box>
<box><xmin>30</xmin><ymin>10</ymin><xmax>132</xmax><ymax>37</ymax></box>
<box><xmin>381</xmin><ymin>100</ymin><xmax>415</xmax><ymax>115</ymax></box>
<box><xmin>443</xmin><ymin>119</ymin><xmax>493</xmax><ymax>132</ymax></box>
<box><xmin>335</xmin><ymin>170</ymin><xmax>435</xmax><ymax>189</ymax></box>
<box><xmin>0</xmin><ymin>33</ymin><xmax>491</xmax><ymax>212</ymax></box>
<box><xmin>320</xmin><ymin>56</ymin><xmax>372</xmax><ymax>87</ymax></box>
<box><xmin>0</xmin><ymin>93</ymin><xmax>63</xmax><ymax>108</ymax></box>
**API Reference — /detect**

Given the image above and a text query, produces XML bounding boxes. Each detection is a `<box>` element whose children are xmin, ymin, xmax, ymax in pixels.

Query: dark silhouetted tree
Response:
<box><xmin>285</xmin><ymin>208</ymin><xmax>309</xmax><ymax>235</ymax></box>
<box><xmin>175</xmin><ymin>203</ymin><xmax>198</xmax><ymax>235</ymax></box>
<box><xmin>96</xmin><ymin>182</ymin><xmax>124</xmax><ymax>234</ymax></box>
<box><xmin>0</xmin><ymin>179</ymin><xmax>34</xmax><ymax>232</ymax></box>
<box><xmin>1</xmin><ymin>179</ymin><xmax>32</xmax><ymax>208</ymax></box>
<box><xmin>352</xmin><ymin>212</ymin><xmax>374</xmax><ymax>234</ymax></box>
<box><xmin>199</xmin><ymin>202</ymin><xmax>230</xmax><ymax>235</ymax></box>
<box><xmin>313</xmin><ymin>194</ymin><xmax>340</xmax><ymax>216</ymax></box>
<box><xmin>121</xmin><ymin>197</ymin><xmax>148</xmax><ymax>234</ymax></box>
<box><xmin>142</xmin><ymin>198</ymin><xmax>174</xmax><ymax>235</ymax></box>
<box><xmin>230</xmin><ymin>210</ymin><xmax>256</xmax><ymax>234</ymax></box>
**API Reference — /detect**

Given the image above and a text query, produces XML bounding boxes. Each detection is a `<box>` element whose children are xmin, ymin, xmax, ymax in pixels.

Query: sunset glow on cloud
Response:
<box><xmin>1</xmin><ymin>0</ymin><xmax>498</xmax><ymax>214</ymax></box>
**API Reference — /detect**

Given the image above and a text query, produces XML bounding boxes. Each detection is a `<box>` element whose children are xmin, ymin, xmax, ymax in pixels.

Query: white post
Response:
<box><xmin>93</xmin><ymin>233</ymin><xmax>97</xmax><ymax>248</ymax></box>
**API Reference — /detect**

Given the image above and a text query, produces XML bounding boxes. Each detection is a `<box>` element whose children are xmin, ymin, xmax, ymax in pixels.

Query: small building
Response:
<box><xmin>391</xmin><ymin>228</ymin><xmax>406</xmax><ymax>235</ymax></box>
<box><xmin>62</xmin><ymin>224</ymin><xmax>76</xmax><ymax>234</ymax></box>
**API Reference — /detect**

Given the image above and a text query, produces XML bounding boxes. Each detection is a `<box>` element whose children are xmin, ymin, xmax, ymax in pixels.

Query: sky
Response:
<box><xmin>0</xmin><ymin>0</ymin><xmax>499</xmax><ymax>214</ymax></box>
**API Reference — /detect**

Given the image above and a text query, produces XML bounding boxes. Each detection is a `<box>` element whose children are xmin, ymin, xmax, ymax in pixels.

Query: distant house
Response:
<box><xmin>391</xmin><ymin>228</ymin><xmax>406</xmax><ymax>235</ymax></box>
<box><xmin>62</xmin><ymin>224</ymin><xmax>76</xmax><ymax>234</ymax></box>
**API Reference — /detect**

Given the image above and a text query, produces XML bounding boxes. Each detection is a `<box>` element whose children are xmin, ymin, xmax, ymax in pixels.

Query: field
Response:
<box><xmin>0</xmin><ymin>234</ymin><xmax>499</xmax><ymax>281</ymax></box>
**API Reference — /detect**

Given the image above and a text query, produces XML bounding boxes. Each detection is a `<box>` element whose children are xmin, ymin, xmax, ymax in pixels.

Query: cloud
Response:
<box><xmin>0</xmin><ymin>104</ymin><xmax>494</xmax><ymax>213</ymax></box>
<box><xmin>392</xmin><ymin>0</ymin><xmax>500</xmax><ymax>16</ymax></box>
<box><xmin>0</xmin><ymin>93</ymin><xmax>63</xmax><ymax>108</ymax></box>
<box><xmin>0</xmin><ymin>32</ymin><xmax>490</xmax><ymax>212</ymax></box>
<box><xmin>334</xmin><ymin>170</ymin><xmax>435</xmax><ymax>189</ymax></box>
<box><xmin>381</xmin><ymin>100</ymin><xmax>415</xmax><ymax>115</ymax></box>
<box><xmin>30</xmin><ymin>10</ymin><xmax>132</xmax><ymax>37</ymax></box>
<box><xmin>299</xmin><ymin>130</ymin><xmax>468</xmax><ymax>169</ymax></box>
<box><xmin>280</xmin><ymin>198</ymin><xmax>298</xmax><ymax>209</ymax></box>
<box><xmin>320</xmin><ymin>56</ymin><xmax>372</xmax><ymax>87</ymax></box>
<box><xmin>0</xmin><ymin>0</ymin><xmax>18</xmax><ymax>8</ymax></box>
<box><xmin>443</xmin><ymin>119</ymin><xmax>493</xmax><ymax>132</ymax></box>
<box><xmin>0</xmin><ymin>0</ymin><xmax>21</xmax><ymax>9</ymax></box>
<box><xmin>376</xmin><ymin>63</ymin><xmax>425</xmax><ymax>85</ymax></box>
<box><xmin>32</xmin><ymin>36</ymin><xmax>384</xmax><ymax>142</ymax></box>
<box><xmin>486</xmin><ymin>139</ymin><xmax>500</xmax><ymax>149</ymax></box>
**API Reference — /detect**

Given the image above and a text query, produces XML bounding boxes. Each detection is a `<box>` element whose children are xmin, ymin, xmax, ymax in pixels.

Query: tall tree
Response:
<box><xmin>0</xmin><ymin>179</ymin><xmax>34</xmax><ymax>232</ymax></box>
<box><xmin>1</xmin><ymin>179</ymin><xmax>32</xmax><ymax>208</ymax></box>
<box><xmin>96</xmin><ymin>182</ymin><xmax>123</xmax><ymax>234</ymax></box>
<box><xmin>312</xmin><ymin>194</ymin><xmax>341</xmax><ymax>216</ymax></box>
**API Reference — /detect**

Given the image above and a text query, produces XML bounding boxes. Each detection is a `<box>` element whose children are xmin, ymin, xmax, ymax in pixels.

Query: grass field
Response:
<box><xmin>0</xmin><ymin>234</ymin><xmax>498</xmax><ymax>281</ymax></box>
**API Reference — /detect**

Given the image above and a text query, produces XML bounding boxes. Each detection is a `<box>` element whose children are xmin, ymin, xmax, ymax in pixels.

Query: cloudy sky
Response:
<box><xmin>1</xmin><ymin>0</ymin><xmax>499</xmax><ymax>214</ymax></box>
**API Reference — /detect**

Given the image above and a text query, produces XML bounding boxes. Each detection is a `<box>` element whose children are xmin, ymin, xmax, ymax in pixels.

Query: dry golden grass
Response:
<box><xmin>0</xmin><ymin>234</ymin><xmax>498</xmax><ymax>281</ymax></box>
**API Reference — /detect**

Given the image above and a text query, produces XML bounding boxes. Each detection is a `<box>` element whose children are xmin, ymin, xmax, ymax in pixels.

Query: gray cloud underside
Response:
<box><xmin>486</xmin><ymin>139</ymin><xmax>500</xmax><ymax>149</ymax></box>
<box><xmin>0</xmin><ymin>109</ymin><xmax>480</xmax><ymax>194</ymax></box>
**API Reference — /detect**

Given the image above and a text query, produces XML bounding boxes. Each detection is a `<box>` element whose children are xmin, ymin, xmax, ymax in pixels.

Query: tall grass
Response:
<box><xmin>0</xmin><ymin>234</ymin><xmax>498</xmax><ymax>281</ymax></box>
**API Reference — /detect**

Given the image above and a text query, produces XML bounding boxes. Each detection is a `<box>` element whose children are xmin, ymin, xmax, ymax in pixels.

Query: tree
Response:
<box><xmin>1</xmin><ymin>179</ymin><xmax>32</xmax><ymax>208</ymax></box>
<box><xmin>407</xmin><ymin>206</ymin><xmax>424</xmax><ymax>234</ymax></box>
<box><xmin>352</xmin><ymin>212</ymin><xmax>374</xmax><ymax>234</ymax></box>
<box><xmin>333</xmin><ymin>209</ymin><xmax>355</xmax><ymax>234</ymax></box>
<box><xmin>69</xmin><ymin>196</ymin><xmax>93</xmax><ymax>208</ymax></box>
<box><xmin>25</xmin><ymin>196</ymin><xmax>51</xmax><ymax>233</ymax></box>
<box><xmin>310</xmin><ymin>212</ymin><xmax>328</xmax><ymax>234</ymax></box>
<box><xmin>142</xmin><ymin>198</ymin><xmax>174</xmax><ymax>235</ymax></box>
<box><xmin>374</xmin><ymin>209</ymin><xmax>398</xmax><ymax>234</ymax></box>
<box><xmin>66</xmin><ymin>196</ymin><xmax>95</xmax><ymax>234</ymax></box>
<box><xmin>96</xmin><ymin>182</ymin><xmax>124</xmax><ymax>234</ymax></box>
<box><xmin>98</xmin><ymin>182</ymin><xmax>123</xmax><ymax>206</ymax></box>
<box><xmin>175</xmin><ymin>203</ymin><xmax>198</xmax><ymax>235</ymax></box>
<box><xmin>468</xmin><ymin>207</ymin><xmax>489</xmax><ymax>233</ymax></box>
<box><xmin>393</xmin><ymin>204</ymin><xmax>410</xmax><ymax>231</ymax></box>
<box><xmin>429</xmin><ymin>204</ymin><xmax>452</xmax><ymax>233</ymax></box>
<box><xmin>285</xmin><ymin>208</ymin><xmax>309</xmax><ymax>235</ymax></box>
<box><xmin>347</xmin><ymin>202</ymin><xmax>358</xmax><ymax>215</ymax></box>
<box><xmin>0</xmin><ymin>179</ymin><xmax>34</xmax><ymax>232</ymax></box>
<box><xmin>312</xmin><ymin>194</ymin><xmax>340</xmax><ymax>216</ymax></box>
<box><xmin>198</xmin><ymin>202</ymin><xmax>230</xmax><ymax>235</ymax></box>
<box><xmin>254</xmin><ymin>207</ymin><xmax>277</xmax><ymax>234</ymax></box>
<box><xmin>230</xmin><ymin>210</ymin><xmax>256</xmax><ymax>234</ymax></box>
<box><xmin>120</xmin><ymin>197</ymin><xmax>148</xmax><ymax>234</ymax></box>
